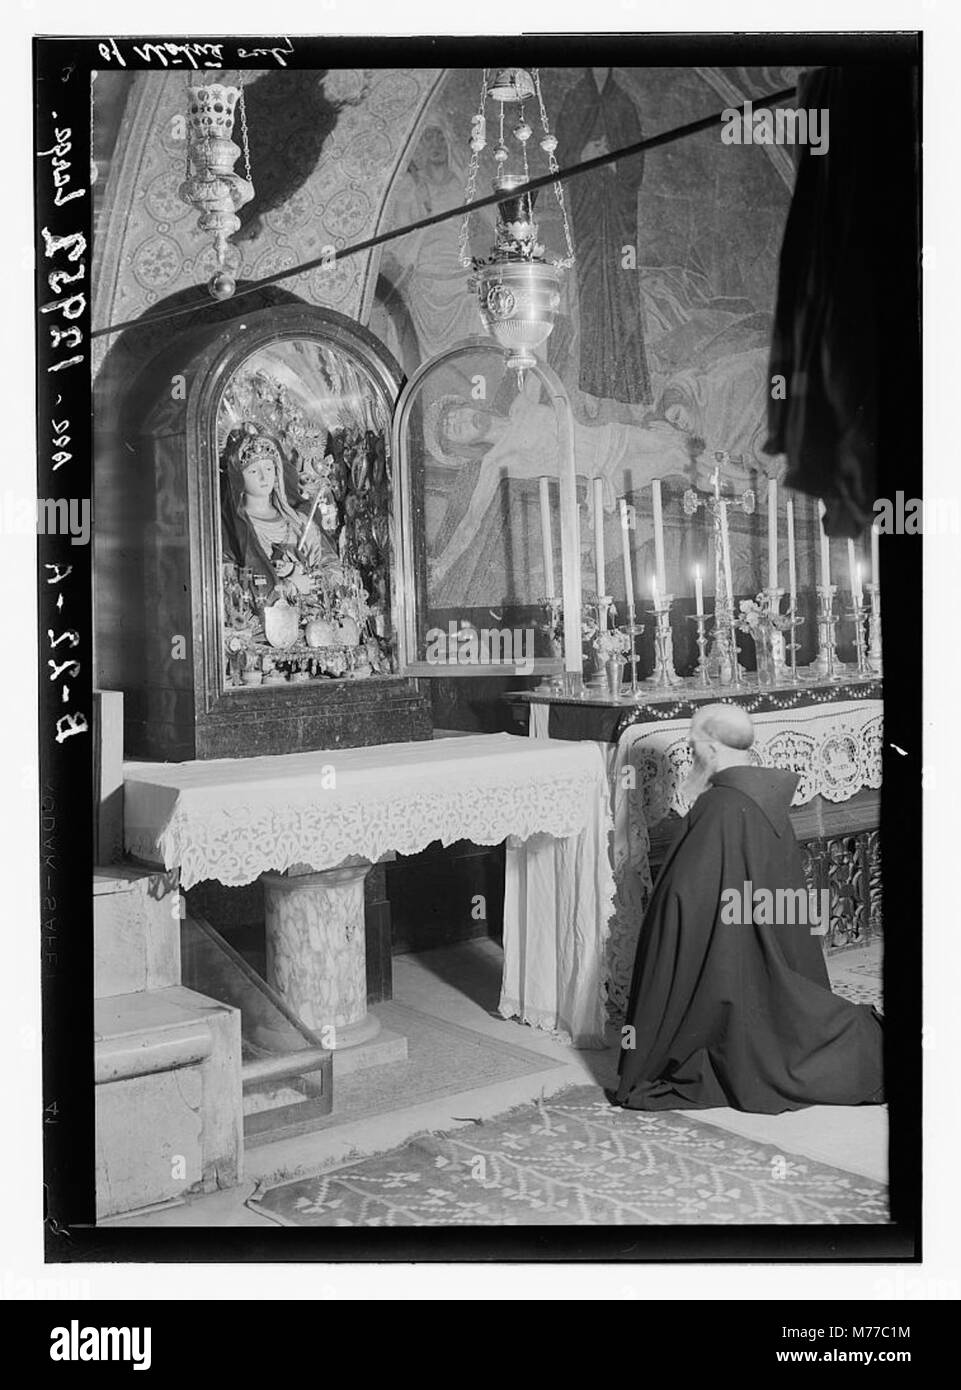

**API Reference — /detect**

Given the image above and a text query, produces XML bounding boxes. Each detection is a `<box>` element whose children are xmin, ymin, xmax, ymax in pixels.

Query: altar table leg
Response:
<box><xmin>262</xmin><ymin>863</ymin><xmax>383</xmax><ymax>1053</ymax></box>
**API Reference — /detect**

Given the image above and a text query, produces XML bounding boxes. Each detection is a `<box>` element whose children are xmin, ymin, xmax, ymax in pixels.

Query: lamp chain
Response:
<box><xmin>533</xmin><ymin>68</ymin><xmax>575</xmax><ymax>268</ymax></box>
<box><xmin>238</xmin><ymin>85</ymin><xmax>252</xmax><ymax>184</ymax></box>
<box><xmin>458</xmin><ymin>70</ymin><xmax>489</xmax><ymax>269</ymax></box>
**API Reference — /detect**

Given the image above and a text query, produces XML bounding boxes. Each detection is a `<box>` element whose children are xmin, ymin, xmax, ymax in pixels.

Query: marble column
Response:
<box><xmin>262</xmin><ymin>860</ymin><xmax>381</xmax><ymax>1051</ymax></box>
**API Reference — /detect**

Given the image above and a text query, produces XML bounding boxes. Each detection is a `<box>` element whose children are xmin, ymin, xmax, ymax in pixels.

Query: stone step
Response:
<box><xmin>94</xmin><ymin>867</ymin><xmax>181</xmax><ymax>999</ymax></box>
<box><xmin>94</xmin><ymin>986</ymin><xmax>242</xmax><ymax>1219</ymax></box>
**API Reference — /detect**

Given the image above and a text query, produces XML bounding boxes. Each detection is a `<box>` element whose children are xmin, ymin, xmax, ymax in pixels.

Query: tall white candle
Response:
<box><xmin>871</xmin><ymin>519</ymin><xmax>880</xmax><ymax>587</ymax></box>
<box><xmin>767</xmin><ymin>478</ymin><xmax>778</xmax><ymax>589</ymax></box>
<box><xmin>652</xmin><ymin>478</ymin><xmax>667</xmax><ymax>593</ymax></box>
<box><xmin>592</xmin><ymin>477</ymin><xmax>606</xmax><ymax>597</ymax></box>
<box><xmin>538</xmin><ymin>476</ymin><xmax>555</xmax><ymax>600</ymax></box>
<box><xmin>720</xmin><ymin>499</ymin><xmax>735</xmax><ymax>611</ymax></box>
<box><xmin>619</xmin><ymin>499</ymin><xmax>635</xmax><ymax>609</ymax></box>
<box><xmin>694</xmin><ymin>563</ymin><xmax>704</xmax><ymax>613</ymax></box>
<box><xmin>847</xmin><ymin>538</ymin><xmax>859</xmax><ymax>602</ymax></box>
<box><xmin>651</xmin><ymin>572</ymin><xmax>659</xmax><ymax>608</ymax></box>
<box><xmin>818</xmin><ymin>499</ymin><xmax>831</xmax><ymax>587</ymax></box>
<box><xmin>786</xmin><ymin>496</ymin><xmax>797</xmax><ymax>608</ymax></box>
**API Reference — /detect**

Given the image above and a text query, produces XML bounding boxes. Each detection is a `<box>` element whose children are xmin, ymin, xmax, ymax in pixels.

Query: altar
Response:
<box><xmin>123</xmin><ymin>732</ymin><xmax>615</xmax><ymax>1066</ymax></box>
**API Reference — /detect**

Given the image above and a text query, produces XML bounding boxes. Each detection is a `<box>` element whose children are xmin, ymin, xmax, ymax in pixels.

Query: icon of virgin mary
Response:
<box><xmin>220</xmin><ymin>422</ymin><xmax>340</xmax><ymax>596</ymax></box>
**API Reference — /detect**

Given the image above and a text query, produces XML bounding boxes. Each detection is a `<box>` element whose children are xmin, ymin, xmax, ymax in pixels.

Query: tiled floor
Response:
<box><xmin>104</xmin><ymin>937</ymin><xmax>887</xmax><ymax>1228</ymax></box>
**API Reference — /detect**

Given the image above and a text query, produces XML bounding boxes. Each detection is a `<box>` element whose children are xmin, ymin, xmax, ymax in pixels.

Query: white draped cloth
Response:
<box><xmin>123</xmin><ymin>733</ymin><xmax>615</xmax><ymax>1050</ymax></box>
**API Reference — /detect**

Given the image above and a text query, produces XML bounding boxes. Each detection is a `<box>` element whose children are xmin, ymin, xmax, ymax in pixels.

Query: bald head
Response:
<box><xmin>691</xmin><ymin>703</ymin><xmax>755</xmax><ymax>751</ymax></box>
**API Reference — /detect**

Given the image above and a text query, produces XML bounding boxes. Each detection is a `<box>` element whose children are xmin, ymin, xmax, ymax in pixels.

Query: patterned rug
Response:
<box><xmin>827</xmin><ymin>943</ymin><xmax>883</xmax><ymax>1010</ymax></box>
<box><xmin>250</xmin><ymin>1084</ymin><xmax>889</xmax><ymax>1227</ymax></box>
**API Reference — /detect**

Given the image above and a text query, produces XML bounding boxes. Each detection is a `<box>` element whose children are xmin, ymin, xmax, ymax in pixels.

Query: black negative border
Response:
<box><xmin>34</xmin><ymin>29</ymin><xmax>920</xmax><ymax>1265</ymax></box>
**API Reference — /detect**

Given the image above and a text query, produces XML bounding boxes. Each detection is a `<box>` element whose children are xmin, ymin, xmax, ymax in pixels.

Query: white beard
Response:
<box><xmin>681</xmin><ymin>754</ymin><xmax>716</xmax><ymax>806</ymax></box>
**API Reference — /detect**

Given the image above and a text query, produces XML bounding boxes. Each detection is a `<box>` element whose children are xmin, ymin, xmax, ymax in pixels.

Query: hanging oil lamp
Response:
<box><xmin>459</xmin><ymin>68</ymin><xmax>575</xmax><ymax>382</ymax></box>
<box><xmin>179</xmin><ymin>82</ymin><xmax>254</xmax><ymax>300</ymax></box>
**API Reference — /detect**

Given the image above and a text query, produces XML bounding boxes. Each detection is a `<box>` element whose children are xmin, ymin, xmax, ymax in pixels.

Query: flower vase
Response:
<box><xmin>605</xmin><ymin>657</ymin><xmax>626</xmax><ymax>697</ymax></box>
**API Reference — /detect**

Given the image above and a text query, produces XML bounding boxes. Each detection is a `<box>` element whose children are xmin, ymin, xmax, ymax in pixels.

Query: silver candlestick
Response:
<box><xmin>784</xmin><ymin>598</ymin><xmax>804</xmax><ymax>685</ymax></box>
<box><xmin>758</xmin><ymin>586</ymin><xmax>790</xmax><ymax>682</ymax></box>
<box><xmin>620</xmin><ymin>603</ymin><xmax>645</xmax><ymax>698</ymax></box>
<box><xmin>687</xmin><ymin>611</ymin><xmax>713</xmax><ymax>688</ymax></box>
<box><xmin>845</xmin><ymin>597</ymin><xmax>873</xmax><ymax>679</ymax></box>
<box><xmin>865</xmin><ymin>582</ymin><xmax>882</xmax><ymax>675</ymax></box>
<box><xmin>644</xmin><ymin>593</ymin><xmax>682</xmax><ymax>688</ymax></box>
<box><xmin>811</xmin><ymin>584</ymin><xmax>844</xmax><ymax>681</ymax></box>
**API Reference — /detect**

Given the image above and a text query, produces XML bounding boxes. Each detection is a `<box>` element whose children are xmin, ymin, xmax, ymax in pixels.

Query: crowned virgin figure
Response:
<box><xmin>220</xmin><ymin>422</ymin><xmax>340</xmax><ymax>597</ymax></box>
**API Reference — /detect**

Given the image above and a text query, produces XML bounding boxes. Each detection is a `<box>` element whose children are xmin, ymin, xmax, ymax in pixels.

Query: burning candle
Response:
<box><xmin>593</xmin><ymin>477</ymin><xmax>606</xmax><ymax>597</ymax></box>
<box><xmin>619</xmin><ymin>498</ymin><xmax>635</xmax><ymax>609</ymax></box>
<box><xmin>694</xmin><ymin>563</ymin><xmax>704</xmax><ymax>614</ymax></box>
<box><xmin>818</xmin><ymin>499</ymin><xmax>831</xmax><ymax>588</ymax></box>
<box><xmin>786</xmin><ymin>496</ymin><xmax>797</xmax><ymax>608</ymax></box>
<box><xmin>871</xmin><ymin>518</ymin><xmax>880</xmax><ymax>587</ymax></box>
<box><xmin>652</xmin><ymin>478</ymin><xmax>667</xmax><ymax>593</ymax></box>
<box><xmin>767</xmin><ymin>478</ymin><xmax>778</xmax><ymax>589</ymax></box>
<box><xmin>539</xmin><ymin>476</ymin><xmax>555</xmax><ymax>600</ymax></box>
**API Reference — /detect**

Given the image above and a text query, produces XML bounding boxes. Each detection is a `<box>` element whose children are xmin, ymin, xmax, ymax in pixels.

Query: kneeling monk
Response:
<box><xmin>614</xmin><ymin>703</ymin><xmax>884</xmax><ymax>1113</ymax></box>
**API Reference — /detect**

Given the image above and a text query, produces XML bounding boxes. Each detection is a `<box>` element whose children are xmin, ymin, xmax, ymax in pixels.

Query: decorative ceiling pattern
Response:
<box><xmin>92</xmin><ymin>67</ymin><xmax>442</xmax><ymax>362</ymax></box>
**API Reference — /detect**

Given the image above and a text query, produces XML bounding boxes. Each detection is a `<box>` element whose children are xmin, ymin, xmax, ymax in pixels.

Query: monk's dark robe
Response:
<box><xmin>615</xmin><ymin>765</ymin><xmax>884</xmax><ymax>1113</ymax></box>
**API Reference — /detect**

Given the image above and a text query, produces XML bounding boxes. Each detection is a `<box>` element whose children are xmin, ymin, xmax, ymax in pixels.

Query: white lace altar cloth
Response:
<box><xmin>123</xmin><ymin>734</ymin><xmax>615</xmax><ymax>1049</ymax></box>
<box><xmin>530</xmin><ymin>698</ymin><xmax>883</xmax><ymax>1022</ymax></box>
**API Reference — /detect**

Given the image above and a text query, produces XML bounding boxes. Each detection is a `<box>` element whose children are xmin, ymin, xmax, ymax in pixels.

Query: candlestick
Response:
<box><xmin>645</xmin><ymin>591</ymin><xmax>681</xmax><ymax>688</ymax></box>
<box><xmin>767</xmin><ymin>478</ymin><xmax>778</xmax><ymax>590</ymax></box>
<box><xmin>619</xmin><ymin>498</ymin><xmax>635</xmax><ymax>609</ymax></box>
<box><xmin>620</xmin><ymin>604</ymin><xmax>645</xmax><ymax>698</ymax></box>
<box><xmin>818</xmin><ymin>499</ymin><xmax>831</xmax><ymax>588</ymax></box>
<box><xmin>865</xmin><ymin>582</ymin><xmax>882</xmax><ymax>675</ymax></box>
<box><xmin>846</xmin><ymin>593</ymin><xmax>872</xmax><ymax>678</ymax></box>
<box><xmin>756</xmin><ymin>587</ymin><xmax>791</xmax><ymax>685</ymax></box>
<box><xmin>786</xmin><ymin>496</ymin><xmax>797</xmax><ymax>610</ymax></box>
<box><xmin>687</xmin><ymin>610</ymin><xmax>712</xmax><ymax>688</ymax></box>
<box><xmin>652</xmin><ymin>478</ymin><xmax>667</xmax><ymax>593</ymax></box>
<box><xmin>694</xmin><ymin>563</ymin><xmax>704</xmax><ymax>614</ymax></box>
<box><xmin>812</xmin><ymin>584</ymin><xmax>843</xmax><ymax>681</ymax></box>
<box><xmin>539</xmin><ymin>476</ymin><xmax>555</xmax><ymax>601</ymax></box>
<box><xmin>592</xmin><ymin>477</ymin><xmax>606</xmax><ymax>598</ymax></box>
<box><xmin>785</xmin><ymin>596</ymin><xmax>803</xmax><ymax>685</ymax></box>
